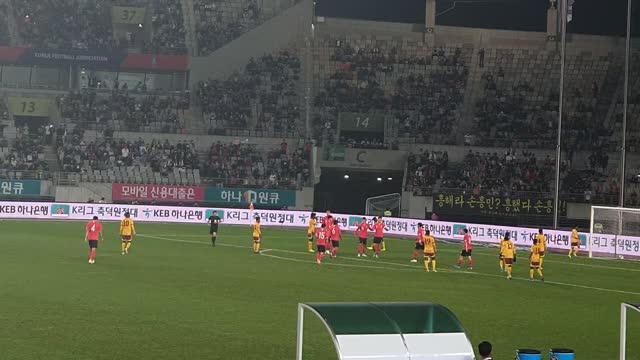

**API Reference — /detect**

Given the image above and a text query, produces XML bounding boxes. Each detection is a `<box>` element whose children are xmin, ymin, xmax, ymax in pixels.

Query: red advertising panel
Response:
<box><xmin>112</xmin><ymin>184</ymin><xmax>204</xmax><ymax>203</ymax></box>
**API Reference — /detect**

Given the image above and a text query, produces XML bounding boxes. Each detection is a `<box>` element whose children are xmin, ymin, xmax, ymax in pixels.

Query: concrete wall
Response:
<box><xmin>55</xmin><ymin>184</ymin><xmax>108</xmax><ymax>203</ymax></box>
<box><xmin>90</xmin><ymin>131</ymin><xmax>301</xmax><ymax>152</ymax></box>
<box><xmin>318</xmin><ymin>147</ymin><xmax>408</xmax><ymax>171</ymax></box>
<box><xmin>567</xmin><ymin>202</ymin><xmax>591</xmax><ymax>220</ymax></box>
<box><xmin>189</xmin><ymin>0</ymin><xmax>313</xmax><ymax>82</ymax></box>
<box><xmin>315</xmin><ymin>17</ymin><xmax>624</xmax><ymax>55</ymax></box>
<box><xmin>295</xmin><ymin>187</ymin><xmax>314</xmax><ymax>210</ymax></box>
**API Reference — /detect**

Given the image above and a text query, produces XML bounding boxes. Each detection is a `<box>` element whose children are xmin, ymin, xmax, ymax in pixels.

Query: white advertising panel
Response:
<box><xmin>1</xmin><ymin>202</ymin><xmax>638</xmax><ymax>257</ymax></box>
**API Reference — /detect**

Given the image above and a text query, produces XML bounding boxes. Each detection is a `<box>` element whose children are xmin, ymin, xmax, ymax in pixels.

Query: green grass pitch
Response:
<box><xmin>2</xmin><ymin>220</ymin><xmax>640</xmax><ymax>360</ymax></box>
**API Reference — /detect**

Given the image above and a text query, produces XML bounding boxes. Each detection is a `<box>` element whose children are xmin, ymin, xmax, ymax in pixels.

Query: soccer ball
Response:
<box><xmin>618</xmin><ymin>255</ymin><xmax>625</xmax><ymax>260</ymax></box>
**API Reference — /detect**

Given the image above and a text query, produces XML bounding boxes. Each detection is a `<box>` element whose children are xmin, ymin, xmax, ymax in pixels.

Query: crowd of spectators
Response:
<box><xmin>405</xmin><ymin>150</ymin><xmax>449</xmax><ymax>195</ymax></box>
<box><xmin>144</xmin><ymin>0</ymin><xmax>187</xmax><ymax>55</ymax></box>
<box><xmin>198</xmin><ymin>50</ymin><xmax>302</xmax><ymax>137</ymax></box>
<box><xmin>194</xmin><ymin>0</ymin><xmax>262</xmax><ymax>55</ymax></box>
<box><xmin>58</xmin><ymin>128</ymin><xmax>198</xmax><ymax>175</ymax></box>
<box><xmin>0</xmin><ymin>3</ymin><xmax>10</xmax><ymax>46</ymax></box>
<box><xmin>313</xmin><ymin>40</ymin><xmax>470</xmax><ymax>144</ymax></box>
<box><xmin>10</xmin><ymin>0</ymin><xmax>186</xmax><ymax>53</ymax></box>
<box><xmin>0</xmin><ymin>126</ymin><xmax>49</xmax><ymax>177</ymax></box>
<box><xmin>440</xmin><ymin>150</ymin><xmax>554</xmax><ymax>196</ymax></box>
<box><xmin>393</xmin><ymin>70</ymin><xmax>466</xmax><ymax>145</ymax></box>
<box><xmin>12</xmin><ymin>0</ymin><xmax>116</xmax><ymax>49</ymax></box>
<box><xmin>202</xmin><ymin>139</ymin><xmax>311</xmax><ymax>189</ymax></box>
<box><xmin>57</xmin><ymin>90</ymin><xmax>184</xmax><ymax>133</ymax></box>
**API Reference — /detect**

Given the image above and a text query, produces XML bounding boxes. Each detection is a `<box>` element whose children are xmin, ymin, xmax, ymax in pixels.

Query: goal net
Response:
<box><xmin>590</xmin><ymin>206</ymin><xmax>640</xmax><ymax>259</ymax></box>
<box><xmin>620</xmin><ymin>303</ymin><xmax>640</xmax><ymax>360</ymax></box>
<box><xmin>365</xmin><ymin>193</ymin><xmax>401</xmax><ymax>216</ymax></box>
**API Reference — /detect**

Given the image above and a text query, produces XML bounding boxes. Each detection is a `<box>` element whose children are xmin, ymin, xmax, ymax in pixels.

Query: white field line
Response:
<box><xmin>145</xmin><ymin>233</ymin><xmax>640</xmax><ymax>273</ymax></box>
<box><xmin>139</xmin><ymin>234</ymin><xmax>640</xmax><ymax>296</ymax></box>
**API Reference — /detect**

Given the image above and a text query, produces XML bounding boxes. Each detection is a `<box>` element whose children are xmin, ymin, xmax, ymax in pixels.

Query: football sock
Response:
<box><xmin>507</xmin><ymin>265</ymin><xmax>512</xmax><ymax>276</ymax></box>
<box><xmin>125</xmin><ymin>241</ymin><xmax>132</xmax><ymax>251</ymax></box>
<box><xmin>568</xmin><ymin>249</ymin><xmax>573</xmax><ymax>257</ymax></box>
<box><xmin>256</xmin><ymin>242</ymin><xmax>261</xmax><ymax>252</ymax></box>
<box><xmin>308</xmin><ymin>240</ymin><xmax>313</xmax><ymax>252</ymax></box>
<box><xmin>121</xmin><ymin>242</ymin><xmax>126</xmax><ymax>253</ymax></box>
<box><xmin>212</xmin><ymin>236</ymin><xmax>216</xmax><ymax>246</ymax></box>
<box><xmin>90</xmin><ymin>249</ymin><xmax>96</xmax><ymax>260</ymax></box>
<box><xmin>529</xmin><ymin>269</ymin><xmax>534</xmax><ymax>279</ymax></box>
<box><xmin>457</xmin><ymin>258</ymin><xmax>463</xmax><ymax>266</ymax></box>
<box><xmin>540</xmin><ymin>257</ymin><xmax>544</xmax><ymax>269</ymax></box>
<box><xmin>538</xmin><ymin>268</ymin><xmax>544</xmax><ymax>277</ymax></box>
<box><xmin>332</xmin><ymin>247</ymin><xmax>338</xmax><ymax>257</ymax></box>
<box><xmin>382</xmin><ymin>241</ymin><xmax>386</xmax><ymax>251</ymax></box>
<box><xmin>469</xmin><ymin>258</ymin><xmax>474</xmax><ymax>268</ymax></box>
<box><xmin>432</xmin><ymin>259</ymin><xmax>437</xmax><ymax>271</ymax></box>
<box><xmin>424</xmin><ymin>259</ymin><xmax>430</xmax><ymax>271</ymax></box>
<box><xmin>573</xmin><ymin>249</ymin><xmax>579</xmax><ymax>257</ymax></box>
<box><xmin>413</xmin><ymin>250</ymin><xmax>419</xmax><ymax>260</ymax></box>
<box><xmin>499</xmin><ymin>260</ymin><xmax>505</xmax><ymax>270</ymax></box>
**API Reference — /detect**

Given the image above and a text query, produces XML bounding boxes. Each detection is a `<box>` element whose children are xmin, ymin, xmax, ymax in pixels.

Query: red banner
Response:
<box><xmin>112</xmin><ymin>184</ymin><xmax>204</xmax><ymax>203</ymax></box>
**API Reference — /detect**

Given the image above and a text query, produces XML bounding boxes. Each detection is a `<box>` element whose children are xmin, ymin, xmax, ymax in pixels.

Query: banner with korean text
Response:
<box><xmin>112</xmin><ymin>184</ymin><xmax>205</xmax><ymax>203</ymax></box>
<box><xmin>0</xmin><ymin>179</ymin><xmax>41</xmax><ymax>197</ymax></box>
<box><xmin>205</xmin><ymin>187</ymin><xmax>296</xmax><ymax>208</ymax></box>
<box><xmin>1</xmin><ymin>201</ymin><xmax>639</xmax><ymax>258</ymax></box>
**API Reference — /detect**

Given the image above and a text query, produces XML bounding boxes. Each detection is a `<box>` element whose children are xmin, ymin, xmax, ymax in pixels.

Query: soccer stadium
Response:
<box><xmin>1</xmin><ymin>0</ymin><xmax>640</xmax><ymax>359</ymax></box>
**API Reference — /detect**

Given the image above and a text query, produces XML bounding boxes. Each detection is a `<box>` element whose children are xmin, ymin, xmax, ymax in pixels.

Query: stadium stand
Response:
<box><xmin>57</xmin><ymin>90</ymin><xmax>187</xmax><ymax>133</ymax></box>
<box><xmin>440</xmin><ymin>150</ymin><xmax>554</xmax><ymax>195</ymax></box>
<box><xmin>54</xmin><ymin>125</ymin><xmax>312</xmax><ymax>189</ymax></box>
<box><xmin>194</xmin><ymin>0</ymin><xmax>262</xmax><ymax>55</ymax></box>
<box><xmin>57</xmin><ymin>129</ymin><xmax>201</xmax><ymax>185</ymax></box>
<box><xmin>11</xmin><ymin>0</ymin><xmax>115</xmax><ymax>49</ymax></box>
<box><xmin>0</xmin><ymin>126</ymin><xmax>49</xmax><ymax>179</ymax></box>
<box><xmin>471</xmin><ymin>48</ymin><xmax>615</xmax><ymax>150</ymax></box>
<box><xmin>405</xmin><ymin>150</ymin><xmax>449</xmax><ymax>196</ymax></box>
<box><xmin>144</xmin><ymin>0</ymin><xmax>187</xmax><ymax>55</ymax></box>
<box><xmin>197</xmin><ymin>49</ymin><xmax>303</xmax><ymax>137</ymax></box>
<box><xmin>202</xmin><ymin>140</ymin><xmax>311</xmax><ymax>190</ymax></box>
<box><xmin>0</xmin><ymin>3</ymin><xmax>10</xmax><ymax>46</ymax></box>
<box><xmin>311</xmin><ymin>34</ymin><xmax>471</xmax><ymax>145</ymax></box>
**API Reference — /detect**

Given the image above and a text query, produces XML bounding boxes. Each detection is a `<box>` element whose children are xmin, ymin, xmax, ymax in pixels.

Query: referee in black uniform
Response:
<box><xmin>208</xmin><ymin>211</ymin><xmax>222</xmax><ymax>246</ymax></box>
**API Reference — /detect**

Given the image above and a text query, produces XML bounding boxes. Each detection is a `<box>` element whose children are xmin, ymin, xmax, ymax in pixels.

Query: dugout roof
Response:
<box><xmin>297</xmin><ymin>302</ymin><xmax>475</xmax><ymax>360</ymax></box>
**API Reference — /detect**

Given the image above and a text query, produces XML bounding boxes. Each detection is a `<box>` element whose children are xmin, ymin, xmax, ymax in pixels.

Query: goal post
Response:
<box><xmin>365</xmin><ymin>193</ymin><xmax>401</xmax><ymax>216</ymax></box>
<box><xmin>620</xmin><ymin>302</ymin><xmax>640</xmax><ymax>360</ymax></box>
<box><xmin>589</xmin><ymin>205</ymin><xmax>640</xmax><ymax>259</ymax></box>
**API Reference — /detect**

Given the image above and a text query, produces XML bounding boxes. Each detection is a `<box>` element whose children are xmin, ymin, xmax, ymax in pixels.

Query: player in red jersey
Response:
<box><xmin>330</xmin><ymin>218</ymin><xmax>343</xmax><ymax>258</ymax></box>
<box><xmin>412</xmin><ymin>222</ymin><xmax>425</xmax><ymax>262</ymax></box>
<box><xmin>455</xmin><ymin>228</ymin><xmax>474</xmax><ymax>270</ymax></box>
<box><xmin>356</xmin><ymin>217</ymin><xmax>371</xmax><ymax>257</ymax></box>
<box><xmin>323</xmin><ymin>211</ymin><xmax>333</xmax><ymax>254</ymax></box>
<box><xmin>316</xmin><ymin>223</ymin><xmax>329</xmax><ymax>264</ymax></box>
<box><xmin>372</xmin><ymin>217</ymin><xmax>388</xmax><ymax>258</ymax></box>
<box><xmin>85</xmin><ymin>216</ymin><xmax>104</xmax><ymax>264</ymax></box>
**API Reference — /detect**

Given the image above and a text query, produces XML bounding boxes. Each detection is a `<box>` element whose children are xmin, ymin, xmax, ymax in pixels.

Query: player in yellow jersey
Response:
<box><xmin>120</xmin><ymin>212</ymin><xmax>136</xmax><ymax>255</ymax></box>
<box><xmin>423</xmin><ymin>230</ymin><xmax>437</xmax><ymax>272</ymax></box>
<box><xmin>536</xmin><ymin>229</ymin><xmax>547</xmax><ymax>269</ymax></box>
<box><xmin>252</xmin><ymin>217</ymin><xmax>262</xmax><ymax>253</ymax></box>
<box><xmin>500</xmin><ymin>232</ymin><xmax>516</xmax><ymax>280</ymax></box>
<box><xmin>499</xmin><ymin>234</ymin><xmax>510</xmax><ymax>272</ymax></box>
<box><xmin>569</xmin><ymin>226</ymin><xmax>580</xmax><ymax>258</ymax></box>
<box><xmin>307</xmin><ymin>213</ymin><xmax>317</xmax><ymax>253</ymax></box>
<box><xmin>529</xmin><ymin>238</ymin><xmax>544</xmax><ymax>282</ymax></box>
